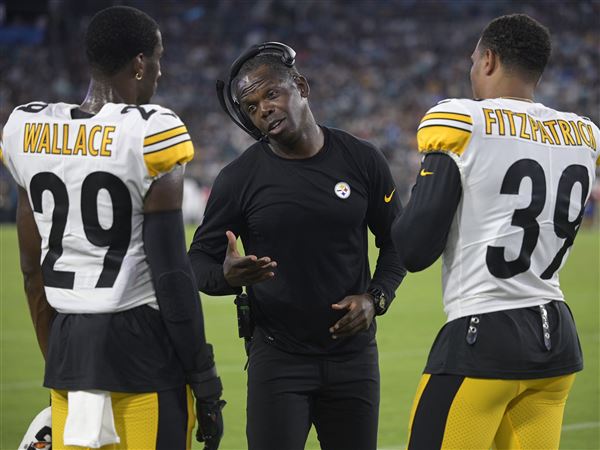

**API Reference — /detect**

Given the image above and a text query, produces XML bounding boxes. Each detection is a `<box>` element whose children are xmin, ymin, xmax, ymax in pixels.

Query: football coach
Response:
<box><xmin>189</xmin><ymin>42</ymin><xmax>406</xmax><ymax>450</ymax></box>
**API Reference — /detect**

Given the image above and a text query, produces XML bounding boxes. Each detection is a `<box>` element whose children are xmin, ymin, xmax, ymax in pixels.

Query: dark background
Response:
<box><xmin>1</xmin><ymin>0</ymin><xmax>598</xmax><ymax>221</ymax></box>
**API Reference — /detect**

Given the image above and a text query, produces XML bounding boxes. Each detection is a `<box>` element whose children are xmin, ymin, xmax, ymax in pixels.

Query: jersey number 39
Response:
<box><xmin>486</xmin><ymin>159</ymin><xmax>589</xmax><ymax>279</ymax></box>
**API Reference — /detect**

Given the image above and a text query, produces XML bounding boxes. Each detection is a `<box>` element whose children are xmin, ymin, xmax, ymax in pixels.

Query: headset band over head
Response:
<box><xmin>216</xmin><ymin>42</ymin><xmax>296</xmax><ymax>141</ymax></box>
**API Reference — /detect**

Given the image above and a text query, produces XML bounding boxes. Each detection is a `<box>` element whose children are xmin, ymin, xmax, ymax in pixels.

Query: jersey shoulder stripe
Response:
<box><xmin>420</xmin><ymin>111</ymin><xmax>473</xmax><ymax>126</ymax></box>
<box><xmin>142</xmin><ymin>106</ymin><xmax>195</xmax><ymax>177</ymax></box>
<box><xmin>418</xmin><ymin>99</ymin><xmax>473</xmax><ymax>156</ymax></box>
<box><xmin>144</xmin><ymin>139</ymin><xmax>193</xmax><ymax>177</ymax></box>
<box><xmin>143</xmin><ymin>125</ymin><xmax>188</xmax><ymax>147</ymax></box>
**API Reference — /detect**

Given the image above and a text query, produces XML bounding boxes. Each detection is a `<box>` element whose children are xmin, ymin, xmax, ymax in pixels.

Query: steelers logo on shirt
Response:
<box><xmin>334</xmin><ymin>182</ymin><xmax>351</xmax><ymax>199</ymax></box>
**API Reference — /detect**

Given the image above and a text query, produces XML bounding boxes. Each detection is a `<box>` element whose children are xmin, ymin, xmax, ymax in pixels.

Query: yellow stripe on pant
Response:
<box><xmin>406</xmin><ymin>373</ymin><xmax>576</xmax><ymax>450</ymax></box>
<box><xmin>51</xmin><ymin>388</ymin><xmax>194</xmax><ymax>450</ymax></box>
<box><xmin>186</xmin><ymin>386</ymin><xmax>196</xmax><ymax>450</ymax></box>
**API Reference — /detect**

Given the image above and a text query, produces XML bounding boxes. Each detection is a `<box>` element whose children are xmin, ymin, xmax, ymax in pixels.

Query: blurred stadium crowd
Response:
<box><xmin>1</xmin><ymin>0</ymin><xmax>599</xmax><ymax>223</ymax></box>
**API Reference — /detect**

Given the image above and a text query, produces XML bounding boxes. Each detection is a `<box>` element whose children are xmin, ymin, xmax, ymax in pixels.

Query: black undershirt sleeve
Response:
<box><xmin>392</xmin><ymin>152</ymin><xmax>462</xmax><ymax>272</ymax></box>
<box><xmin>188</xmin><ymin>170</ymin><xmax>244</xmax><ymax>296</ymax></box>
<box><xmin>143</xmin><ymin>209</ymin><xmax>214</xmax><ymax>374</ymax></box>
<box><xmin>366</xmin><ymin>148</ymin><xmax>407</xmax><ymax>304</ymax></box>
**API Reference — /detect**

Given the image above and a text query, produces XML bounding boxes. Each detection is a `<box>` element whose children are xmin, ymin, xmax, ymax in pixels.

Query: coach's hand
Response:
<box><xmin>223</xmin><ymin>231</ymin><xmax>276</xmax><ymax>287</ymax></box>
<box><xmin>329</xmin><ymin>294</ymin><xmax>375</xmax><ymax>339</ymax></box>
<box><xmin>196</xmin><ymin>398</ymin><xmax>226</xmax><ymax>450</ymax></box>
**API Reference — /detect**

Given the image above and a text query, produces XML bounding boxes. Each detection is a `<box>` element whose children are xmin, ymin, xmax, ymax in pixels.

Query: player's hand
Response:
<box><xmin>188</xmin><ymin>362</ymin><xmax>226</xmax><ymax>450</ymax></box>
<box><xmin>329</xmin><ymin>294</ymin><xmax>375</xmax><ymax>339</ymax></box>
<box><xmin>196</xmin><ymin>399</ymin><xmax>226</xmax><ymax>450</ymax></box>
<box><xmin>223</xmin><ymin>231</ymin><xmax>276</xmax><ymax>286</ymax></box>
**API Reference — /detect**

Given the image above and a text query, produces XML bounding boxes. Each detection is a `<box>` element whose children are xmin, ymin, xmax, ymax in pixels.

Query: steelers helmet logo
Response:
<box><xmin>334</xmin><ymin>182</ymin><xmax>351</xmax><ymax>199</ymax></box>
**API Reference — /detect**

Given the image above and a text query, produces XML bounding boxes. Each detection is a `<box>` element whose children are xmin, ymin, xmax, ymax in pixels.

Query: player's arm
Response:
<box><xmin>16</xmin><ymin>186</ymin><xmax>55</xmax><ymax>360</ymax></box>
<box><xmin>391</xmin><ymin>153</ymin><xmax>462</xmax><ymax>272</ymax></box>
<box><xmin>143</xmin><ymin>166</ymin><xmax>225</xmax><ymax>447</ymax></box>
<box><xmin>188</xmin><ymin>170</ymin><xmax>275</xmax><ymax>294</ymax></box>
<box><xmin>393</xmin><ymin>99</ymin><xmax>471</xmax><ymax>272</ymax></box>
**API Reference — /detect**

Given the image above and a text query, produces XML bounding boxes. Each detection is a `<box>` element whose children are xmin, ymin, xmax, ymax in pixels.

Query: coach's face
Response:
<box><xmin>237</xmin><ymin>65</ymin><xmax>310</xmax><ymax>142</ymax></box>
<box><xmin>137</xmin><ymin>30</ymin><xmax>163</xmax><ymax>104</ymax></box>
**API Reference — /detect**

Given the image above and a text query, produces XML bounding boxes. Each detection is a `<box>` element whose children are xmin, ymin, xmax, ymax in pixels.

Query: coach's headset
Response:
<box><xmin>216</xmin><ymin>42</ymin><xmax>296</xmax><ymax>141</ymax></box>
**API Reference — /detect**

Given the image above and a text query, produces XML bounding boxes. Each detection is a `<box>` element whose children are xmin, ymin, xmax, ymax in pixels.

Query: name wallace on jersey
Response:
<box><xmin>22</xmin><ymin>122</ymin><xmax>116</xmax><ymax>157</ymax></box>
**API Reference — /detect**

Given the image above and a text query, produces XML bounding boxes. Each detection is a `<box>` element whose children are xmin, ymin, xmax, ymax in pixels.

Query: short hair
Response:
<box><xmin>234</xmin><ymin>53</ymin><xmax>300</xmax><ymax>99</ymax></box>
<box><xmin>479</xmin><ymin>14</ymin><xmax>551</xmax><ymax>82</ymax></box>
<box><xmin>85</xmin><ymin>6</ymin><xmax>159</xmax><ymax>76</ymax></box>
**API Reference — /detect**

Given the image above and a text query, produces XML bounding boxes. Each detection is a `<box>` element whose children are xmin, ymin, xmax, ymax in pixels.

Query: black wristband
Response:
<box><xmin>192</xmin><ymin>377</ymin><xmax>223</xmax><ymax>402</ymax></box>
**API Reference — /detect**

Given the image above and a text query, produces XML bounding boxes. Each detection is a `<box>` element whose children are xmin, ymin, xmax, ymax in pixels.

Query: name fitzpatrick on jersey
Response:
<box><xmin>482</xmin><ymin>108</ymin><xmax>597</xmax><ymax>151</ymax></box>
<box><xmin>22</xmin><ymin>122</ymin><xmax>116</xmax><ymax>157</ymax></box>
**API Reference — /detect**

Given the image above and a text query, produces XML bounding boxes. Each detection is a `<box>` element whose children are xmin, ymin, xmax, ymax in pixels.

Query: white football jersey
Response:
<box><xmin>1</xmin><ymin>102</ymin><xmax>194</xmax><ymax>313</ymax></box>
<box><xmin>417</xmin><ymin>98</ymin><xmax>599</xmax><ymax>321</ymax></box>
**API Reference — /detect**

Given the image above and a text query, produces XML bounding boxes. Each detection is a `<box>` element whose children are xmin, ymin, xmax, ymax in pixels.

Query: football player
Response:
<box><xmin>1</xmin><ymin>6</ymin><xmax>224</xmax><ymax>449</ymax></box>
<box><xmin>392</xmin><ymin>14</ymin><xmax>599</xmax><ymax>449</ymax></box>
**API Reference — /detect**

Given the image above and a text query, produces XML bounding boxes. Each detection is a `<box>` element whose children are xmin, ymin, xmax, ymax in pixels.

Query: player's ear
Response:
<box><xmin>294</xmin><ymin>75</ymin><xmax>309</xmax><ymax>98</ymax></box>
<box><xmin>483</xmin><ymin>48</ymin><xmax>497</xmax><ymax>76</ymax></box>
<box><xmin>133</xmin><ymin>53</ymin><xmax>145</xmax><ymax>80</ymax></box>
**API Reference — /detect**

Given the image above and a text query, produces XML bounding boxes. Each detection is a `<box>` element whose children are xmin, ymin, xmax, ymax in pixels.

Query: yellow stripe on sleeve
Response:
<box><xmin>421</xmin><ymin>112</ymin><xmax>473</xmax><ymax>126</ymax></box>
<box><xmin>596</xmin><ymin>154</ymin><xmax>600</xmax><ymax>166</ymax></box>
<box><xmin>418</xmin><ymin>125</ymin><xmax>472</xmax><ymax>156</ymax></box>
<box><xmin>144</xmin><ymin>140</ymin><xmax>194</xmax><ymax>177</ymax></box>
<box><xmin>144</xmin><ymin>125</ymin><xmax>187</xmax><ymax>146</ymax></box>
<box><xmin>0</xmin><ymin>147</ymin><xmax>3</xmax><ymax>164</ymax></box>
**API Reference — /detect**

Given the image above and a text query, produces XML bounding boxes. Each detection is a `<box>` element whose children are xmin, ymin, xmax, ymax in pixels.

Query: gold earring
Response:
<box><xmin>135</xmin><ymin>72</ymin><xmax>143</xmax><ymax>81</ymax></box>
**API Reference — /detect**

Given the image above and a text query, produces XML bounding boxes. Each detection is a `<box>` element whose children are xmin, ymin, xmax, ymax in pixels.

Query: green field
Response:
<box><xmin>0</xmin><ymin>225</ymin><xmax>598</xmax><ymax>450</ymax></box>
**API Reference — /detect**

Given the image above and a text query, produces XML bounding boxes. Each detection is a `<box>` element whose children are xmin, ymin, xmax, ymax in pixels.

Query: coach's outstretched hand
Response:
<box><xmin>196</xmin><ymin>398</ymin><xmax>226</xmax><ymax>450</ymax></box>
<box><xmin>223</xmin><ymin>231</ymin><xmax>277</xmax><ymax>287</ymax></box>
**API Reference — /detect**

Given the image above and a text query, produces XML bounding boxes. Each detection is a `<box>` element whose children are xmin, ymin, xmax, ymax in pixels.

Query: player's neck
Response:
<box><xmin>485</xmin><ymin>79</ymin><xmax>535</xmax><ymax>102</ymax></box>
<box><xmin>79</xmin><ymin>77</ymin><xmax>134</xmax><ymax>114</ymax></box>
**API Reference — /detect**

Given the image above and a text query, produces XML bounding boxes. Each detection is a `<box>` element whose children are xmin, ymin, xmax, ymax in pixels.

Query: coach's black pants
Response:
<box><xmin>246</xmin><ymin>329</ymin><xmax>380</xmax><ymax>450</ymax></box>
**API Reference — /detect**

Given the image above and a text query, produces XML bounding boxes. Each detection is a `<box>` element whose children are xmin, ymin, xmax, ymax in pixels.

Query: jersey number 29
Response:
<box><xmin>29</xmin><ymin>171</ymin><xmax>132</xmax><ymax>289</ymax></box>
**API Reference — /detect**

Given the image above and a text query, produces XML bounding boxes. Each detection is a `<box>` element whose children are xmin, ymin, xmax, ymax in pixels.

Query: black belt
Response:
<box><xmin>466</xmin><ymin>303</ymin><xmax>552</xmax><ymax>351</ymax></box>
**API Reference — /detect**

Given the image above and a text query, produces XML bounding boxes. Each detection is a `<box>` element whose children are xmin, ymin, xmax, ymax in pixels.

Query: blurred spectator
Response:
<box><xmin>182</xmin><ymin>177</ymin><xmax>208</xmax><ymax>225</ymax></box>
<box><xmin>1</xmin><ymin>0</ymin><xmax>598</xmax><ymax>220</ymax></box>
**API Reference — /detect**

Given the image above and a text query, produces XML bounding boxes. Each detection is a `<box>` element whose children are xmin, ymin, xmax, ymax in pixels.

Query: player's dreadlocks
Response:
<box><xmin>85</xmin><ymin>6</ymin><xmax>159</xmax><ymax>76</ymax></box>
<box><xmin>479</xmin><ymin>14</ymin><xmax>551</xmax><ymax>82</ymax></box>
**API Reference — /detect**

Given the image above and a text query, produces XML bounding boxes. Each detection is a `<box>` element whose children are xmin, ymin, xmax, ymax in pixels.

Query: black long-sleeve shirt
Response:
<box><xmin>392</xmin><ymin>153</ymin><xmax>462</xmax><ymax>271</ymax></box>
<box><xmin>189</xmin><ymin>126</ymin><xmax>406</xmax><ymax>355</ymax></box>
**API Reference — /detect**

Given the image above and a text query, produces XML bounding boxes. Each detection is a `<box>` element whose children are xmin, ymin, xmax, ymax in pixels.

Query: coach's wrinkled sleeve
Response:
<box><xmin>189</xmin><ymin>169</ymin><xmax>245</xmax><ymax>296</ymax></box>
<box><xmin>365</xmin><ymin>145</ymin><xmax>406</xmax><ymax>304</ymax></box>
